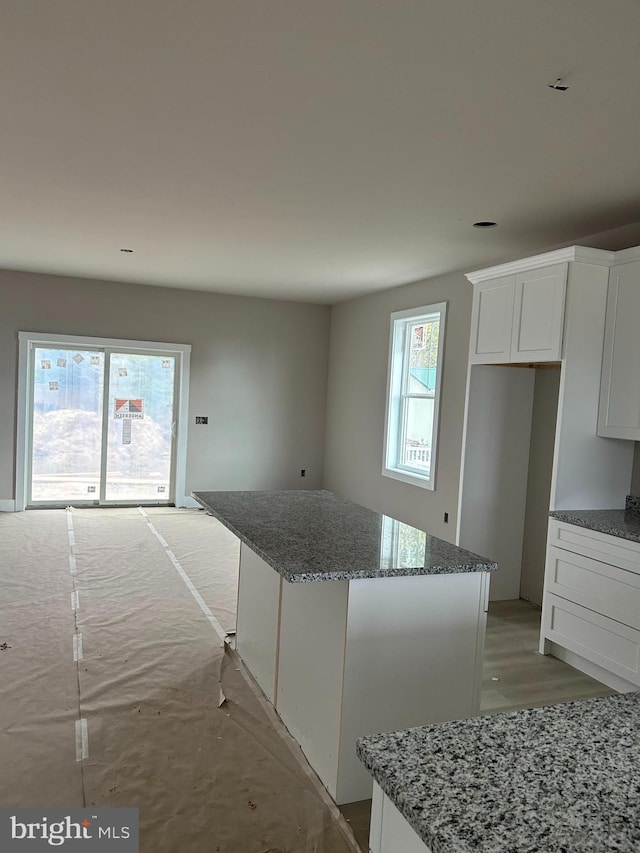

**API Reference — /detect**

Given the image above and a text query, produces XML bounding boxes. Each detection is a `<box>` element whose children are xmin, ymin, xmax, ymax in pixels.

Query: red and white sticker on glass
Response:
<box><xmin>114</xmin><ymin>399</ymin><xmax>144</xmax><ymax>419</ymax></box>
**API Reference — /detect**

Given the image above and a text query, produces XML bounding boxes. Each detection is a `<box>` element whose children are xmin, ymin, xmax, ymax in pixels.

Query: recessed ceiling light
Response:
<box><xmin>473</xmin><ymin>221</ymin><xmax>497</xmax><ymax>229</ymax></box>
<box><xmin>120</xmin><ymin>248</ymin><xmax>134</xmax><ymax>253</ymax></box>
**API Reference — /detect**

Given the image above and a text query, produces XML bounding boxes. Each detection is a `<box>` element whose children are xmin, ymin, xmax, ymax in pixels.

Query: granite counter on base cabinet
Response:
<box><xmin>192</xmin><ymin>489</ymin><xmax>497</xmax><ymax>805</ymax></box>
<box><xmin>540</xmin><ymin>501</ymin><xmax>640</xmax><ymax>692</ymax></box>
<box><xmin>357</xmin><ymin>692</ymin><xmax>640</xmax><ymax>853</ymax></box>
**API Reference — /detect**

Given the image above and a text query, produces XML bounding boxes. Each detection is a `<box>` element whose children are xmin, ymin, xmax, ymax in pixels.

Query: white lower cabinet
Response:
<box><xmin>540</xmin><ymin>520</ymin><xmax>640</xmax><ymax>689</ymax></box>
<box><xmin>369</xmin><ymin>783</ymin><xmax>432</xmax><ymax>853</ymax></box>
<box><xmin>236</xmin><ymin>546</ymin><xmax>490</xmax><ymax>805</ymax></box>
<box><xmin>275</xmin><ymin>569</ymin><xmax>489</xmax><ymax>805</ymax></box>
<box><xmin>235</xmin><ymin>544</ymin><xmax>283</xmax><ymax>703</ymax></box>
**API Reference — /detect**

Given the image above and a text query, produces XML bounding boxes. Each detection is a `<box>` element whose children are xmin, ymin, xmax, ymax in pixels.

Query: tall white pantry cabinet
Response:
<box><xmin>456</xmin><ymin>247</ymin><xmax>634</xmax><ymax>603</ymax></box>
<box><xmin>598</xmin><ymin>249</ymin><xmax>640</xmax><ymax>440</ymax></box>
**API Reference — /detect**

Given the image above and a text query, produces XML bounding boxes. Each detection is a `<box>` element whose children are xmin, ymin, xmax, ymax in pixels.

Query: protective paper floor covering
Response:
<box><xmin>0</xmin><ymin>508</ymin><xmax>357</xmax><ymax>853</ymax></box>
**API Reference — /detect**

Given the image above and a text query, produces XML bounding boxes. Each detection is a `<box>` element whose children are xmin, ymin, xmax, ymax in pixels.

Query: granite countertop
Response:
<box><xmin>191</xmin><ymin>490</ymin><xmax>497</xmax><ymax>583</ymax></box>
<box><xmin>550</xmin><ymin>496</ymin><xmax>640</xmax><ymax>544</ymax></box>
<box><xmin>357</xmin><ymin>692</ymin><xmax>640</xmax><ymax>853</ymax></box>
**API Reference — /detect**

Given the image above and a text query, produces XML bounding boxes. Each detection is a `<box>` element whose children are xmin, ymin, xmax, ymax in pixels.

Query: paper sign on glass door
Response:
<box><xmin>114</xmin><ymin>399</ymin><xmax>144</xmax><ymax>419</ymax></box>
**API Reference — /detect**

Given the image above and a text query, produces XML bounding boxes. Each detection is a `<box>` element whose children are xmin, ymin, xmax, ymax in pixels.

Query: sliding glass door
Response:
<box><xmin>22</xmin><ymin>334</ymin><xmax>190</xmax><ymax>508</ymax></box>
<box><xmin>104</xmin><ymin>352</ymin><xmax>176</xmax><ymax>502</ymax></box>
<box><xmin>31</xmin><ymin>346</ymin><xmax>105</xmax><ymax>503</ymax></box>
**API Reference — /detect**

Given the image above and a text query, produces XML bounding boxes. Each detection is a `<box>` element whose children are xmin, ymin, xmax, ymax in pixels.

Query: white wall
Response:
<box><xmin>0</xmin><ymin>269</ymin><xmax>331</xmax><ymax>503</ymax></box>
<box><xmin>458</xmin><ymin>365</ymin><xmax>535</xmax><ymax>600</ymax></box>
<box><xmin>323</xmin><ymin>270</ymin><xmax>472</xmax><ymax>540</ymax></box>
<box><xmin>520</xmin><ymin>368</ymin><xmax>561</xmax><ymax>605</ymax></box>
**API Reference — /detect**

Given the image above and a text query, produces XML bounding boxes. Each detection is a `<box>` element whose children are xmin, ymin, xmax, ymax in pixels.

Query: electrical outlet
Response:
<box><xmin>443</xmin><ymin>512</ymin><xmax>449</xmax><ymax>523</ymax></box>
<box><xmin>195</xmin><ymin>416</ymin><xmax>208</xmax><ymax>424</ymax></box>
<box><xmin>300</xmin><ymin>469</ymin><xmax>306</xmax><ymax>477</ymax></box>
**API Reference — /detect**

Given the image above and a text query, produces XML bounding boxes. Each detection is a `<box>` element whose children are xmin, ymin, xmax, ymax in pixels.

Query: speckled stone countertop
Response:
<box><xmin>191</xmin><ymin>490</ymin><xmax>497</xmax><ymax>583</ymax></box>
<box><xmin>357</xmin><ymin>692</ymin><xmax>640</xmax><ymax>853</ymax></box>
<box><xmin>550</xmin><ymin>495</ymin><xmax>640</xmax><ymax>543</ymax></box>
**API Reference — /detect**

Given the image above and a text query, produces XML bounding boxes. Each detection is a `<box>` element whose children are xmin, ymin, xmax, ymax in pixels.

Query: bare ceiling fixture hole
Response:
<box><xmin>120</xmin><ymin>248</ymin><xmax>134</xmax><ymax>253</ymax></box>
<box><xmin>548</xmin><ymin>77</ymin><xmax>569</xmax><ymax>91</ymax></box>
<box><xmin>472</xmin><ymin>221</ymin><xmax>497</xmax><ymax>229</ymax></box>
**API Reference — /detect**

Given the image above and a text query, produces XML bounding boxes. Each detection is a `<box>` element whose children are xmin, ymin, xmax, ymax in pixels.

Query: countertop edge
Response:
<box><xmin>192</xmin><ymin>491</ymin><xmax>497</xmax><ymax>582</ymax></box>
<box><xmin>356</xmin><ymin>693</ymin><xmax>640</xmax><ymax>853</ymax></box>
<box><xmin>355</xmin><ymin>742</ymin><xmax>441</xmax><ymax>851</ymax></box>
<box><xmin>549</xmin><ymin>509</ymin><xmax>640</xmax><ymax>544</ymax></box>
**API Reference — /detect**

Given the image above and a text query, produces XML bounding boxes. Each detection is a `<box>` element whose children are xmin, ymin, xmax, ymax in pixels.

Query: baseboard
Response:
<box><xmin>548</xmin><ymin>641</ymin><xmax>637</xmax><ymax>693</ymax></box>
<box><xmin>0</xmin><ymin>497</ymin><xmax>199</xmax><ymax>512</ymax></box>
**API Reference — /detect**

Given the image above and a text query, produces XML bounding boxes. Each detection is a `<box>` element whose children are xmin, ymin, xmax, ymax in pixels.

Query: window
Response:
<box><xmin>382</xmin><ymin>302</ymin><xmax>446</xmax><ymax>490</ymax></box>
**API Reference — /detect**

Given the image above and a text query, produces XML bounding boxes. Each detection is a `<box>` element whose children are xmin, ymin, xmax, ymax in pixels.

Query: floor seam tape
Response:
<box><xmin>138</xmin><ymin>507</ymin><xmax>227</xmax><ymax>645</ymax></box>
<box><xmin>67</xmin><ymin>507</ymin><xmax>89</xmax><ymax>786</ymax></box>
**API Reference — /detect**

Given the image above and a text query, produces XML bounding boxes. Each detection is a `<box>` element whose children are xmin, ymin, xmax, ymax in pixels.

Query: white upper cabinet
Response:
<box><xmin>511</xmin><ymin>264</ymin><xmax>567</xmax><ymax>361</ymax></box>
<box><xmin>598</xmin><ymin>257</ymin><xmax>640</xmax><ymax>439</ymax></box>
<box><xmin>469</xmin><ymin>275</ymin><xmax>515</xmax><ymax>363</ymax></box>
<box><xmin>469</xmin><ymin>262</ymin><xmax>567</xmax><ymax>364</ymax></box>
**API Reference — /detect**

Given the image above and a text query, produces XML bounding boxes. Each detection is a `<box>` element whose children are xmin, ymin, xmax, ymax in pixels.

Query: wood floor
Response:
<box><xmin>341</xmin><ymin>598</ymin><xmax>615</xmax><ymax>852</ymax></box>
<box><xmin>481</xmin><ymin>599</ymin><xmax>614</xmax><ymax>713</ymax></box>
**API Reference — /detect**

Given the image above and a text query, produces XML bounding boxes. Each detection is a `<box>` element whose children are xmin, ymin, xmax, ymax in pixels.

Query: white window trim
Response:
<box><xmin>382</xmin><ymin>302</ymin><xmax>447</xmax><ymax>491</ymax></box>
<box><xmin>16</xmin><ymin>331</ymin><xmax>191</xmax><ymax>511</ymax></box>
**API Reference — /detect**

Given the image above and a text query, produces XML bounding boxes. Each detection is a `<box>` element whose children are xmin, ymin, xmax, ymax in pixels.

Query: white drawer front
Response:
<box><xmin>546</xmin><ymin>545</ymin><xmax>640</xmax><ymax>630</ymax></box>
<box><xmin>548</xmin><ymin>519</ymin><xmax>640</xmax><ymax>575</ymax></box>
<box><xmin>543</xmin><ymin>594</ymin><xmax>640</xmax><ymax>686</ymax></box>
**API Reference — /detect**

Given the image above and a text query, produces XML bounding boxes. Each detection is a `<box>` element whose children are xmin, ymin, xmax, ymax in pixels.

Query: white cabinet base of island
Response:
<box><xmin>370</xmin><ymin>782</ymin><xmax>431</xmax><ymax>853</ymax></box>
<box><xmin>236</xmin><ymin>543</ymin><xmax>490</xmax><ymax>805</ymax></box>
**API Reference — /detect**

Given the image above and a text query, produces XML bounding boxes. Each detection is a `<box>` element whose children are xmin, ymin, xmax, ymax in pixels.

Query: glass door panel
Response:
<box><xmin>27</xmin><ymin>339</ymin><xmax>181</xmax><ymax>507</ymax></box>
<box><xmin>30</xmin><ymin>347</ymin><xmax>104</xmax><ymax>502</ymax></box>
<box><xmin>104</xmin><ymin>352</ymin><xmax>176</xmax><ymax>502</ymax></box>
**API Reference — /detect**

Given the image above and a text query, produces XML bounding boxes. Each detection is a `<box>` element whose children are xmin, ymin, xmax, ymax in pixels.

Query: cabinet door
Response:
<box><xmin>511</xmin><ymin>263</ymin><xmax>567</xmax><ymax>361</ymax></box>
<box><xmin>598</xmin><ymin>260</ymin><xmax>640</xmax><ymax>438</ymax></box>
<box><xmin>469</xmin><ymin>275</ymin><xmax>515</xmax><ymax>364</ymax></box>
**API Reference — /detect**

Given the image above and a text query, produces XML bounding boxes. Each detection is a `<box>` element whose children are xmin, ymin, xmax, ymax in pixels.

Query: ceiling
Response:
<box><xmin>2</xmin><ymin>0</ymin><xmax>640</xmax><ymax>304</ymax></box>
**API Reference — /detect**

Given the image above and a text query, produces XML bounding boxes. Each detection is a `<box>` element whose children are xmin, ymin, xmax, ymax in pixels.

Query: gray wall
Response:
<box><xmin>0</xmin><ymin>269</ymin><xmax>331</xmax><ymax>502</ymax></box>
<box><xmin>323</xmin><ymin>269</ymin><xmax>472</xmax><ymax>540</ymax></box>
<box><xmin>520</xmin><ymin>367</ymin><xmax>561</xmax><ymax>605</ymax></box>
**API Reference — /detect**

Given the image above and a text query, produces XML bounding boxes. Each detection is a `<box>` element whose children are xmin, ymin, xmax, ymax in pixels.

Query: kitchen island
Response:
<box><xmin>357</xmin><ymin>691</ymin><xmax>640</xmax><ymax>852</ymax></box>
<box><xmin>192</xmin><ymin>489</ymin><xmax>497</xmax><ymax>804</ymax></box>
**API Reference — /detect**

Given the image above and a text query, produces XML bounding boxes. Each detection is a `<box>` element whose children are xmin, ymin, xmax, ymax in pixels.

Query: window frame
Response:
<box><xmin>382</xmin><ymin>302</ymin><xmax>447</xmax><ymax>490</ymax></box>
